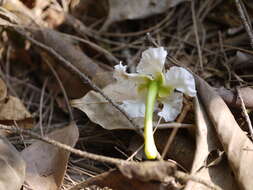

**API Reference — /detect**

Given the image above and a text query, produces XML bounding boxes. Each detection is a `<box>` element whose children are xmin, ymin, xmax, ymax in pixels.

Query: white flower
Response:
<box><xmin>113</xmin><ymin>47</ymin><xmax>196</xmax><ymax>122</ymax></box>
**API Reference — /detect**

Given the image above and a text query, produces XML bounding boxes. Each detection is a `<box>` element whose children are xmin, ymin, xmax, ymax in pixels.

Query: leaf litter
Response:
<box><xmin>0</xmin><ymin>0</ymin><xmax>253</xmax><ymax>190</ymax></box>
<box><xmin>21</xmin><ymin>123</ymin><xmax>79</xmax><ymax>190</ymax></box>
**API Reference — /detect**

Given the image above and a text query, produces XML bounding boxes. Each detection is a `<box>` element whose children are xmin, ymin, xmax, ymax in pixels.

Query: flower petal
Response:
<box><xmin>113</xmin><ymin>62</ymin><xmax>127</xmax><ymax>81</ymax></box>
<box><xmin>158</xmin><ymin>92</ymin><xmax>183</xmax><ymax>122</ymax></box>
<box><xmin>120</xmin><ymin>100</ymin><xmax>146</xmax><ymax>118</ymax></box>
<box><xmin>165</xmin><ymin>66</ymin><xmax>196</xmax><ymax>97</ymax></box>
<box><xmin>114</xmin><ymin>63</ymin><xmax>151</xmax><ymax>83</ymax></box>
<box><xmin>137</xmin><ymin>47</ymin><xmax>167</xmax><ymax>77</ymax></box>
<box><xmin>112</xmin><ymin>63</ymin><xmax>151</xmax><ymax>101</ymax></box>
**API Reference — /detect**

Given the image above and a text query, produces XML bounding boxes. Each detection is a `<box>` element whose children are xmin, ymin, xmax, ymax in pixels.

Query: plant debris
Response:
<box><xmin>0</xmin><ymin>0</ymin><xmax>253</xmax><ymax>190</ymax></box>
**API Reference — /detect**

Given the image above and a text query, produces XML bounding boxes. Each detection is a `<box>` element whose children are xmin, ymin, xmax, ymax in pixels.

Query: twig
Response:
<box><xmin>44</xmin><ymin>56</ymin><xmax>74</xmax><ymax>122</ymax></box>
<box><xmin>237</xmin><ymin>87</ymin><xmax>253</xmax><ymax>139</ymax></box>
<box><xmin>39</xmin><ymin>78</ymin><xmax>48</xmax><ymax>136</ymax></box>
<box><xmin>157</xmin><ymin>123</ymin><xmax>194</xmax><ymax>129</ymax></box>
<box><xmin>235</xmin><ymin>0</ymin><xmax>253</xmax><ymax>49</ymax></box>
<box><xmin>62</xmin><ymin>33</ymin><xmax>120</xmax><ymax>65</ymax></box>
<box><xmin>191</xmin><ymin>0</ymin><xmax>204</xmax><ymax>70</ymax></box>
<box><xmin>161</xmin><ymin>103</ymin><xmax>192</xmax><ymax>159</ymax></box>
<box><xmin>68</xmin><ymin>168</ymin><xmax>222</xmax><ymax>190</ymax></box>
<box><xmin>65</xmin><ymin>12</ymin><xmax>173</xmax><ymax>38</ymax></box>
<box><xmin>0</xmin><ymin>124</ymin><xmax>125</xmax><ymax>165</ymax></box>
<box><xmin>13</xmin><ymin>27</ymin><xmax>143</xmax><ymax>136</ymax></box>
<box><xmin>175</xmin><ymin>171</ymin><xmax>222</xmax><ymax>190</ymax></box>
<box><xmin>1</xmin><ymin>123</ymin><xmax>220</xmax><ymax>190</ymax></box>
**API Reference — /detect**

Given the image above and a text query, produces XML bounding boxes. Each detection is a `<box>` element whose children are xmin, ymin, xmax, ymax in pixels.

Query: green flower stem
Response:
<box><xmin>144</xmin><ymin>80</ymin><xmax>159</xmax><ymax>159</ymax></box>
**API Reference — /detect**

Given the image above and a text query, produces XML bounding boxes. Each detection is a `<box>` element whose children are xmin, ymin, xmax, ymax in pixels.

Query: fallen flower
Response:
<box><xmin>113</xmin><ymin>47</ymin><xmax>196</xmax><ymax>159</ymax></box>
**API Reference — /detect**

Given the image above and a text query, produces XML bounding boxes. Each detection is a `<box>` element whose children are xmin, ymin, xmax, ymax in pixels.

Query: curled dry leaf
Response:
<box><xmin>233</xmin><ymin>51</ymin><xmax>253</xmax><ymax>70</ymax></box>
<box><xmin>103</xmin><ymin>0</ymin><xmax>188</xmax><ymax>30</ymax></box>
<box><xmin>31</xmin><ymin>28</ymin><xmax>104</xmax><ymax>79</ymax></box>
<box><xmin>2</xmin><ymin>0</ymin><xmax>35</xmax><ymax>24</ymax></box>
<box><xmin>0</xmin><ymin>96</ymin><xmax>31</xmax><ymax>121</ymax></box>
<box><xmin>3</xmin><ymin>0</ymin><xmax>63</xmax><ymax>27</ymax></box>
<box><xmin>0</xmin><ymin>136</ymin><xmax>26</xmax><ymax>190</ymax></box>
<box><xmin>0</xmin><ymin>78</ymin><xmax>33</xmax><ymax>132</ymax></box>
<box><xmin>195</xmin><ymin>76</ymin><xmax>253</xmax><ymax>190</ymax></box>
<box><xmin>32</xmin><ymin>0</ymin><xmax>65</xmax><ymax>28</ymax></box>
<box><xmin>0</xmin><ymin>96</ymin><xmax>33</xmax><ymax>131</ymax></box>
<box><xmin>0</xmin><ymin>78</ymin><xmax>7</xmax><ymax>102</ymax></box>
<box><xmin>217</xmin><ymin>87</ymin><xmax>253</xmax><ymax>109</ymax></box>
<box><xmin>30</xmin><ymin>28</ymin><xmax>105</xmax><ymax>98</ymax></box>
<box><xmin>21</xmin><ymin>122</ymin><xmax>79</xmax><ymax>190</ymax></box>
<box><xmin>117</xmin><ymin>161</ymin><xmax>176</xmax><ymax>182</ymax></box>
<box><xmin>185</xmin><ymin>97</ymin><xmax>238</xmax><ymax>190</ymax></box>
<box><xmin>128</xmin><ymin>131</ymin><xmax>195</xmax><ymax>171</ymax></box>
<box><xmin>69</xmin><ymin>169</ymin><xmax>170</xmax><ymax>190</ymax></box>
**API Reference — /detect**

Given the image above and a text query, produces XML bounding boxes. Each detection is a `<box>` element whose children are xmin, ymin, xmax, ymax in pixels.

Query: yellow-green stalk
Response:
<box><xmin>144</xmin><ymin>80</ymin><xmax>159</xmax><ymax>159</ymax></box>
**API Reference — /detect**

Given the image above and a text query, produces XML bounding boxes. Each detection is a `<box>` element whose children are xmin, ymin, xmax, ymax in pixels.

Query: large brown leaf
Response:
<box><xmin>30</xmin><ymin>28</ymin><xmax>104</xmax><ymax>98</ymax></box>
<box><xmin>195</xmin><ymin>76</ymin><xmax>253</xmax><ymax>190</ymax></box>
<box><xmin>69</xmin><ymin>169</ymin><xmax>170</xmax><ymax>190</ymax></box>
<box><xmin>71</xmin><ymin>90</ymin><xmax>143</xmax><ymax>130</ymax></box>
<box><xmin>103</xmin><ymin>0</ymin><xmax>188</xmax><ymax>30</ymax></box>
<box><xmin>117</xmin><ymin>161</ymin><xmax>176</xmax><ymax>182</ymax></box>
<box><xmin>217</xmin><ymin>87</ymin><xmax>253</xmax><ymax>109</ymax></box>
<box><xmin>185</xmin><ymin>97</ymin><xmax>239</xmax><ymax>190</ymax></box>
<box><xmin>21</xmin><ymin>123</ymin><xmax>79</xmax><ymax>190</ymax></box>
<box><xmin>0</xmin><ymin>136</ymin><xmax>26</xmax><ymax>190</ymax></box>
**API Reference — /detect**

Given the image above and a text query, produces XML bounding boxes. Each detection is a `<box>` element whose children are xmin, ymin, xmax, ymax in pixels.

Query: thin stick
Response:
<box><xmin>235</xmin><ymin>0</ymin><xmax>253</xmax><ymax>49</ymax></box>
<box><xmin>161</xmin><ymin>103</ymin><xmax>192</xmax><ymax>159</ymax></box>
<box><xmin>237</xmin><ymin>87</ymin><xmax>253</xmax><ymax>139</ymax></box>
<box><xmin>0</xmin><ymin>123</ymin><xmax>221</xmax><ymax>190</ymax></box>
<box><xmin>0</xmin><ymin>124</ymin><xmax>125</xmax><ymax>165</ymax></box>
<box><xmin>13</xmin><ymin>27</ymin><xmax>142</xmax><ymax>136</ymax></box>
<box><xmin>175</xmin><ymin>171</ymin><xmax>222</xmax><ymax>190</ymax></box>
<box><xmin>44</xmin><ymin>57</ymin><xmax>74</xmax><ymax>122</ymax></box>
<box><xmin>157</xmin><ymin>123</ymin><xmax>194</xmax><ymax>129</ymax></box>
<box><xmin>191</xmin><ymin>0</ymin><xmax>203</xmax><ymax>70</ymax></box>
<box><xmin>63</xmin><ymin>33</ymin><xmax>120</xmax><ymax>64</ymax></box>
<box><xmin>39</xmin><ymin>78</ymin><xmax>48</xmax><ymax>136</ymax></box>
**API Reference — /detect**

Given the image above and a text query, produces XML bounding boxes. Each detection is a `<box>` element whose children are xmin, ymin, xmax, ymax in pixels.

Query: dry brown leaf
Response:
<box><xmin>0</xmin><ymin>136</ymin><xmax>26</xmax><ymax>190</ymax></box>
<box><xmin>155</xmin><ymin>131</ymin><xmax>195</xmax><ymax>171</ymax></box>
<box><xmin>128</xmin><ymin>131</ymin><xmax>195</xmax><ymax>171</ymax></box>
<box><xmin>32</xmin><ymin>0</ymin><xmax>65</xmax><ymax>28</ymax></box>
<box><xmin>0</xmin><ymin>78</ymin><xmax>7</xmax><ymax>102</ymax></box>
<box><xmin>0</xmin><ymin>95</ymin><xmax>33</xmax><ymax>131</ymax></box>
<box><xmin>69</xmin><ymin>169</ymin><xmax>170</xmax><ymax>190</ymax></box>
<box><xmin>31</xmin><ymin>28</ymin><xmax>104</xmax><ymax>79</ymax></box>
<box><xmin>185</xmin><ymin>97</ymin><xmax>239</xmax><ymax>190</ymax></box>
<box><xmin>21</xmin><ymin>122</ymin><xmax>79</xmax><ymax>190</ymax></box>
<box><xmin>71</xmin><ymin>90</ymin><xmax>143</xmax><ymax>130</ymax></box>
<box><xmin>195</xmin><ymin>76</ymin><xmax>253</xmax><ymax>190</ymax></box>
<box><xmin>2</xmin><ymin>0</ymin><xmax>33</xmax><ymax>17</ymax></box>
<box><xmin>217</xmin><ymin>87</ymin><xmax>253</xmax><ymax>109</ymax></box>
<box><xmin>0</xmin><ymin>79</ymin><xmax>33</xmax><ymax>133</ymax></box>
<box><xmin>103</xmin><ymin>0</ymin><xmax>188</xmax><ymax>30</ymax></box>
<box><xmin>234</xmin><ymin>51</ymin><xmax>253</xmax><ymax>70</ymax></box>
<box><xmin>3</xmin><ymin>0</ymin><xmax>63</xmax><ymax>27</ymax></box>
<box><xmin>2</xmin><ymin>0</ymin><xmax>44</xmax><ymax>25</ymax></box>
<box><xmin>30</xmin><ymin>28</ymin><xmax>105</xmax><ymax>98</ymax></box>
<box><xmin>0</xmin><ymin>96</ymin><xmax>31</xmax><ymax>121</ymax></box>
<box><xmin>117</xmin><ymin>161</ymin><xmax>176</xmax><ymax>182</ymax></box>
